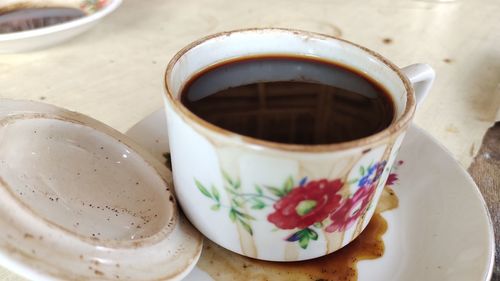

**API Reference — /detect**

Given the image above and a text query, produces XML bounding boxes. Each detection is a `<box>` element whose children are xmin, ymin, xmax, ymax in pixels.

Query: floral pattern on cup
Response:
<box><xmin>195</xmin><ymin>160</ymin><xmax>403</xmax><ymax>249</ymax></box>
<box><xmin>80</xmin><ymin>0</ymin><xmax>108</xmax><ymax>13</ymax></box>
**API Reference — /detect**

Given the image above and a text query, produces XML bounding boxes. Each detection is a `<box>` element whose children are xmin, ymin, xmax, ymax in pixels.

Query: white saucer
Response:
<box><xmin>126</xmin><ymin>108</ymin><xmax>495</xmax><ymax>281</ymax></box>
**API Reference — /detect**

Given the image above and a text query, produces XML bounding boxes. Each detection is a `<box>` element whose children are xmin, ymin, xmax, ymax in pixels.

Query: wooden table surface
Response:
<box><xmin>0</xmin><ymin>0</ymin><xmax>498</xmax><ymax>280</ymax></box>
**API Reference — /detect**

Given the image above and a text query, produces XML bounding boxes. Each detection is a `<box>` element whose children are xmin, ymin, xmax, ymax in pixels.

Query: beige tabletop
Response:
<box><xmin>0</xmin><ymin>0</ymin><xmax>499</xmax><ymax>280</ymax></box>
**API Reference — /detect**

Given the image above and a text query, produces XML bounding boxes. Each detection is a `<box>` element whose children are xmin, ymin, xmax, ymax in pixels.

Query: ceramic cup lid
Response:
<box><xmin>0</xmin><ymin>99</ymin><xmax>203</xmax><ymax>280</ymax></box>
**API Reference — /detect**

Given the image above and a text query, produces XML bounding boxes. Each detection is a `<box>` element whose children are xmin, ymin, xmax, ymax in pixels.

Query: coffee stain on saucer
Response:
<box><xmin>198</xmin><ymin>186</ymin><xmax>399</xmax><ymax>281</ymax></box>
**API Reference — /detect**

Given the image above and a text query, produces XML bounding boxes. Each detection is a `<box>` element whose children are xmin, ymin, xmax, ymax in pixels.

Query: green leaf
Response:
<box><xmin>210</xmin><ymin>204</ymin><xmax>221</xmax><ymax>211</ymax></box>
<box><xmin>348</xmin><ymin>178</ymin><xmax>359</xmax><ymax>185</ymax></box>
<box><xmin>195</xmin><ymin>180</ymin><xmax>212</xmax><ymax>199</ymax></box>
<box><xmin>235</xmin><ymin>210</ymin><xmax>256</xmax><ymax>221</ymax></box>
<box><xmin>222</xmin><ymin>171</ymin><xmax>233</xmax><ymax>186</ymax></box>
<box><xmin>286</xmin><ymin>229</ymin><xmax>307</xmax><ymax>241</ymax></box>
<box><xmin>282</xmin><ymin>176</ymin><xmax>294</xmax><ymax>195</ymax></box>
<box><xmin>251</xmin><ymin>199</ymin><xmax>266</xmax><ymax>209</ymax></box>
<box><xmin>234</xmin><ymin>179</ymin><xmax>241</xmax><ymax>189</ymax></box>
<box><xmin>265</xmin><ymin>186</ymin><xmax>284</xmax><ymax>197</ymax></box>
<box><xmin>359</xmin><ymin>166</ymin><xmax>366</xmax><ymax>176</ymax></box>
<box><xmin>229</xmin><ymin>209</ymin><xmax>237</xmax><ymax>222</ymax></box>
<box><xmin>225</xmin><ymin>187</ymin><xmax>237</xmax><ymax>195</ymax></box>
<box><xmin>255</xmin><ymin>185</ymin><xmax>263</xmax><ymax>195</ymax></box>
<box><xmin>313</xmin><ymin>222</ymin><xmax>323</xmax><ymax>228</ymax></box>
<box><xmin>299</xmin><ymin>235</ymin><xmax>310</xmax><ymax>249</ymax></box>
<box><xmin>211</xmin><ymin>185</ymin><xmax>220</xmax><ymax>202</ymax></box>
<box><xmin>295</xmin><ymin>200</ymin><xmax>317</xmax><ymax>216</ymax></box>
<box><xmin>307</xmin><ymin>228</ymin><xmax>319</xmax><ymax>240</ymax></box>
<box><xmin>238</xmin><ymin>218</ymin><xmax>253</xmax><ymax>235</ymax></box>
<box><xmin>232</xmin><ymin>198</ymin><xmax>244</xmax><ymax>208</ymax></box>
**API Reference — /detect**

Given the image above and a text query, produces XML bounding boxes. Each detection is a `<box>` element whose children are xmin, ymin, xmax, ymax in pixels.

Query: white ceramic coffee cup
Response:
<box><xmin>162</xmin><ymin>28</ymin><xmax>435</xmax><ymax>261</ymax></box>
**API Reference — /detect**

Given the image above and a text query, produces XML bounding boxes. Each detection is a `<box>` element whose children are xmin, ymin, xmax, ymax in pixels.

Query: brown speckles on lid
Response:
<box><xmin>382</xmin><ymin>37</ymin><xmax>393</xmax><ymax>44</ymax></box>
<box><xmin>0</xmin><ymin>100</ymin><xmax>199</xmax><ymax>279</ymax></box>
<box><xmin>443</xmin><ymin>58</ymin><xmax>453</xmax><ymax>63</ymax></box>
<box><xmin>39</xmin><ymin>96</ymin><xmax>46</xmax><ymax>100</ymax></box>
<box><xmin>163</xmin><ymin>152</ymin><xmax>172</xmax><ymax>170</ymax></box>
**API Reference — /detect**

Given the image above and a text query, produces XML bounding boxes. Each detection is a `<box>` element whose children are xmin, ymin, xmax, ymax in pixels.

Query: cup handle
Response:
<box><xmin>401</xmin><ymin>64</ymin><xmax>436</xmax><ymax>108</ymax></box>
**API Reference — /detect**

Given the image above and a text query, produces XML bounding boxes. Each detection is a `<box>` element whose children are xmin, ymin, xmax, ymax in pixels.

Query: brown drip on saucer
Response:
<box><xmin>198</xmin><ymin>186</ymin><xmax>399</xmax><ymax>281</ymax></box>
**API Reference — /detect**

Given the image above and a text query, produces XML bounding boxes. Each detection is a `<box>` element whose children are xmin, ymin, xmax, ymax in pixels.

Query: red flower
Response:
<box><xmin>386</xmin><ymin>173</ymin><xmax>398</xmax><ymax>185</ymax></box>
<box><xmin>326</xmin><ymin>183</ymin><xmax>376</xmax><ymax>233</ymax></box>
<box><xmin>267</xmin><ymin>179</ymin><xmax>343</xmax><ymax>230</ymax></box>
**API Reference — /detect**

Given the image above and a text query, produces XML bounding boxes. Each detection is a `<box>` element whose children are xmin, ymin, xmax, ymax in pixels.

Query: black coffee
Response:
<box><xmin>181</xmin><ymin>56</ymin><xmax>394</xmax><ymax>145</ymax></box>
<box><xmin>0</xmin><ymin>7</ymin><xmax>85</xmax><ymax>34</ymax></box>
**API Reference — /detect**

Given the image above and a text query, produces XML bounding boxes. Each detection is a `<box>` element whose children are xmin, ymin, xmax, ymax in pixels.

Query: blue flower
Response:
<box><xmin>358</xmin><ymin>161</ymin><xmax>387</xmax><ymax>187</ymax></box>
<box><xmin>299</xmin><ymin>177</ymin><xmax>308</xmax><ymax>187</ymax></box>
<box><xmin>358</xmin><ymin>175</ymin><xmax>371</xmax><ymax>187</ymax></box>
<box><xmin>367</xmin><ymin>163</ymin><xmax>378</xmax><ymax>175</ymax></box>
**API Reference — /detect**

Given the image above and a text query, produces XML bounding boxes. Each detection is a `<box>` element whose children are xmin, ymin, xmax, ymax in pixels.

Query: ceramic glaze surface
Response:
<box><xmin>126</xmin><ymin>109</ymin><xmax>494</xmax><ymax>281</ymax></box>
<box><xmin>0</xmin><ymin>100</ymin><xmax>203</xmax><ymax>281</ymax></box>
<box><xmin>0</xmin><ymin>118</ymin><xmax>169</xmax><ymax>241</ymax></box>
